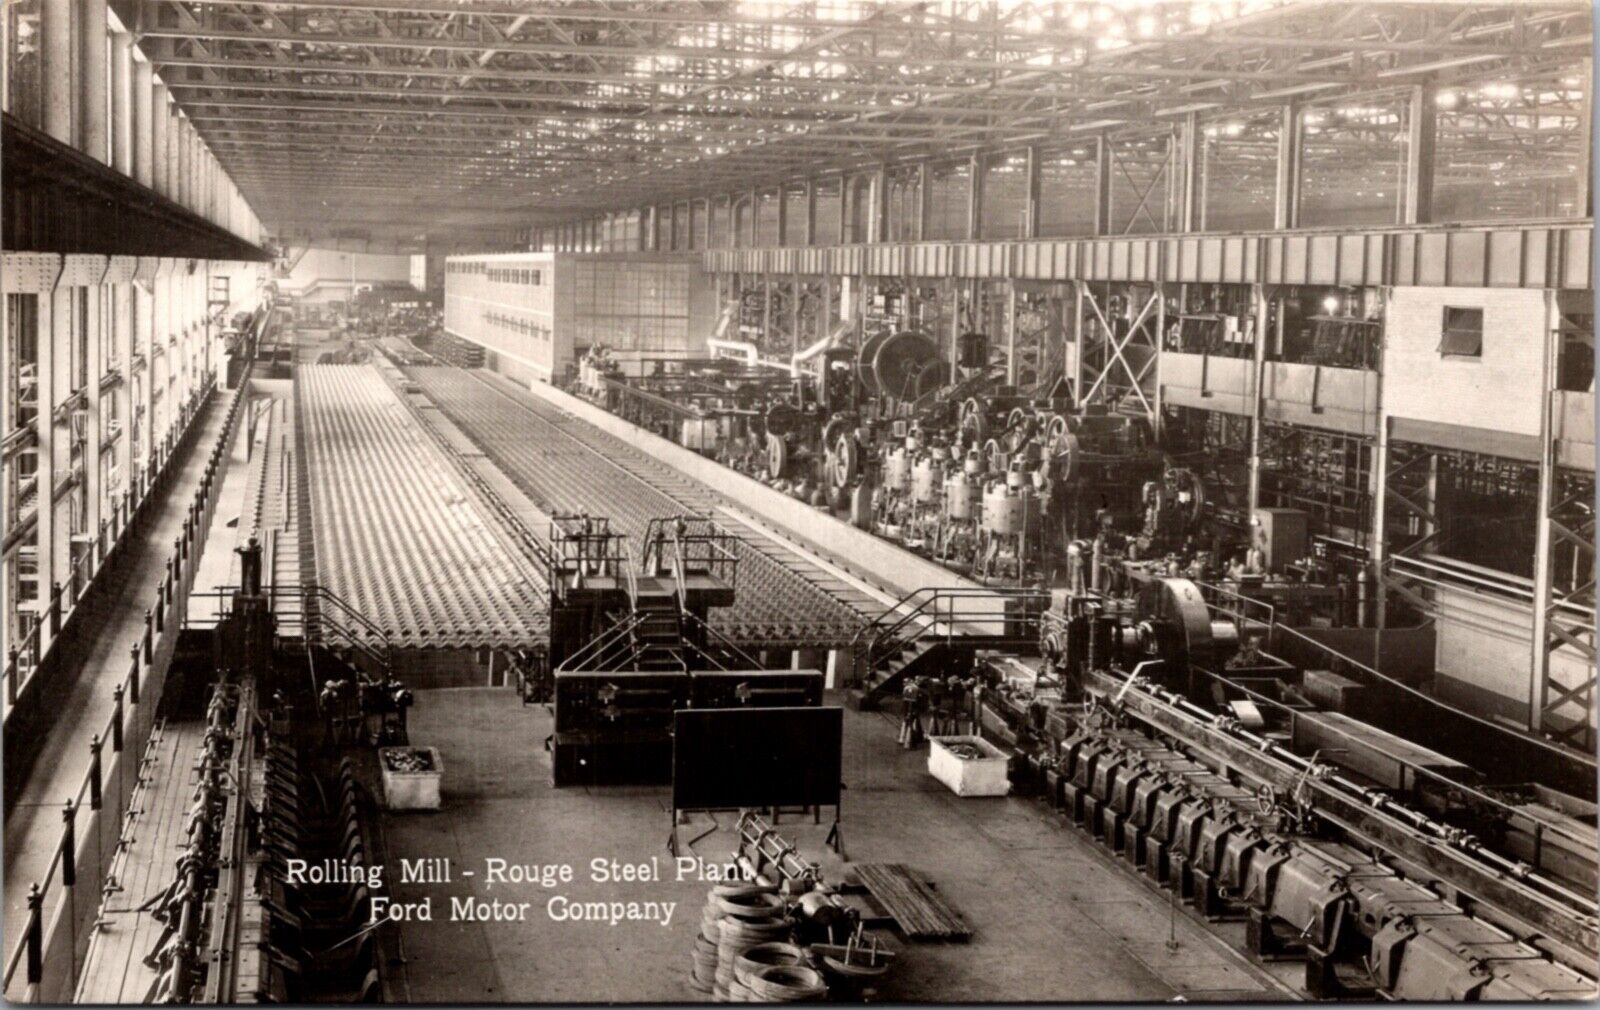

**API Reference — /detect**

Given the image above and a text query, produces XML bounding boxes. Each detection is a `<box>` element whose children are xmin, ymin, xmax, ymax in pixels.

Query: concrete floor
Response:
<box><xmin>378</xmin><ymin>688</ymin><xmax>1300</xmax><ymax>1003</ymax></box>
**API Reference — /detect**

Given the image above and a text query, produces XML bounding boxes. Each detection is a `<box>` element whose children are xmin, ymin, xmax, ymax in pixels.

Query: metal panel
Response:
<box><xmin>1337</xmin><ymin>234</ymin><xmax>1367</xmax><ymax>286</ymax></box>
<box><xmin>1390</xmin><ymin>233</ymin><xmax>1415</xmax><ymax>286</ymax></box>
<box><xmin>1416</xmin><ymin>232</ymin><xmax>1449</xmax><ymax>286</ymax></box>
<box><xmin>1487</xmin><ymin>231</ymin><xmax>1525</xmax><ymax>287</ymax></box>
<box><xmin>1308</xmin><ymin>234</ymin><xmax>1339</xmax><ymax>285</ymax></box>
<box><xmin>1110</xmin><ymin>240</ymin><xmax>1131</xmax><ymax>280</ymax></box>
<box><xmin>1053</xmin><ymin>242</ymin><xmax>1073</xmax><ymax>280</ymax></box>
<box><xmin>1447</xmin><ymin>231</ymin><xmax>1488</xmax><ymax>287</ymax></box>
<box><xmin>1284</xmin><ymin>235</ymin><xmax>1310</xmax><ymax>285</ymax></box>
<box><xmin>0</xmin><ymin>252</ymin><xmax>62</xmax><ymax>293</ymax></box>
<box><xmin>1561</xmin><ymin>228</ymin><xmax>1591</xmax><ymax>290</ymax></box>
<box><xmin>1190</xmin><ymin>237</ymin><xmax>1211</xmax><ymax>283</ymax></box>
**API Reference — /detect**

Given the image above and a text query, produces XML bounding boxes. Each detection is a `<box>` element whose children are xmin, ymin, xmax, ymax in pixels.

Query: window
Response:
<box><xmin>1440</xmin><ymin>306</ymin><xmax>1483</xmax><ymax>358</ymax></box>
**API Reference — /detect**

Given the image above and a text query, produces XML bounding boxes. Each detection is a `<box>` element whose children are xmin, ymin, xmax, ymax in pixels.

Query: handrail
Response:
<box><xmin>557</xmin><ymin>612</ymin><xmax>647</xmax><ymax>673</ymax></box>
<box><xmin>853</xmin><ymin>586</ymin><xmax>1050</xmax><ymax>684</ymax></box>
<box><xmin>185</xmin><ymin>584</ymin><xmax>394</xmax><ymax>677</ymax></box>
<box><xmin>4</xmin><ymin>348</ymin><xmax>256</xmax><ymax>1003</ymax></box>
<box><xmin>679</xmin><ymin>612</ymin><xmax>764</xmax><ymax>671</ymax></box>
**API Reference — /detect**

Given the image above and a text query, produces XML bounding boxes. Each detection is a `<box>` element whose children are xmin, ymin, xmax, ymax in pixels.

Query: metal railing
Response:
<box><xmin>183</xmin><ymin>583</ymin><xmax>394</xmax><ymax>679</ymax></box>
<box><xmin>853</xmin><ymin>585</ymin><xmax>1050</xmax><ymax>686</ymax></box>
<box><xmin>3</xmin><ymin>356</ymin><xmax>254</xmax><ymax>1004</ymax></box>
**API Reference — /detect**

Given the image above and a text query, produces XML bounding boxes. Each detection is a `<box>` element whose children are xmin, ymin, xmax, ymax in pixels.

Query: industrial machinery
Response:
<box><xmin>959</xmin><ymin>572</ymin><xmax>1598</xmax><ymax>1000</ymax></box>
<box><xmin>544</xmin><ymin>512</ymin><xmax>825</xmax><ymax>785</ymax></box>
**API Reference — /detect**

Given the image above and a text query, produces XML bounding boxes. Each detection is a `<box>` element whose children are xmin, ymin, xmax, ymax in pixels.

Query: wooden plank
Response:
<box><xmin>852</xmin><ymin>863</ymin><xmax>972</xmax><ymax>941</ymax></box>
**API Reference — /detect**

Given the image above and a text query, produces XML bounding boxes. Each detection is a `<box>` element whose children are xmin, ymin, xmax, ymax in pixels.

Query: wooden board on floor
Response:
<box><xmin>851</xmin><ymin>863</ymin><xmax>973</xmax><ymax>942</ymax></box>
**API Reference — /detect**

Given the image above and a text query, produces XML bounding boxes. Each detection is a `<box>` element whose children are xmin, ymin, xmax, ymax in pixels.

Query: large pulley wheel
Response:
<box><xmin>830</xmin><ymin>435</ymin><xmax>859</xmax><ymax>488</ymax></box>
<box><xmin>911</xmin><ymin>360</ymin><xmax>951</xmax><ymax>400</ymax></box>
<box><xmin>767</xmin><ymin>432</ymin><xmax>789</xmax><ymax>478</ymax></box>
<box><xmin>867</xmin><ymin>331</ymin><xmax>939</xmax><ymax>400</ymax></box>
<box><xmin>1054</xmin><ymin>431</ymin><xmax>1081</xmax><ymax>483</ymax></box>
<box><xmin>1045</xmin><ymin>413</ymin><xmax>1069</xmax><ymax>442</ymax></box>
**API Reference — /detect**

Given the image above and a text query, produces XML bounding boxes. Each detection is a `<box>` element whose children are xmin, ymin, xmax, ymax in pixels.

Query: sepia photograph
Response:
<box><xmin>0</xmin><ymin>0</ymin><xmax>1595</xmax><ymax>1004</ymax></box>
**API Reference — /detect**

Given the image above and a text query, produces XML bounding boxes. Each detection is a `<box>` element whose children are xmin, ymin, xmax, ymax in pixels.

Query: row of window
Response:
<box><xmin>448</xmin><ymin>261</ymin><xmax>544</xmax><ymax>286</ymax></box>
<box><xmin>481</xmin><ymin>310</ymin><xmax>552</xmax><ymax>344</ymax></box>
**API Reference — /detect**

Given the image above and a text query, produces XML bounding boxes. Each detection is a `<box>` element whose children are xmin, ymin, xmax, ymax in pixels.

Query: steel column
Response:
<box><xmin>132</xmin><ymin>59</ymin><xmax>153</xmax><ymax>187</ymax></box>
<box><xmin>79</xmin><ymin>0</ymin><xmax>107</xmax><ymax>160</ymax></box>
<box><xmin>1274</xmin><ymin>104</ymin><xmax>1302</xmax><ymax>230</ymax></box>
<box><xmin>1403</xmin><ymin>81</ymin><xmax>1437</xmax><ymax>225</ymax></box>
<box><xmin>1092</xmin><ymin>135</ymin><xmax>1112</xmax><ymax>236</ymax></box>
<box><xmin>1022</xmin><ymin>145</ymin><xmax>1041</xmax><ymax>240</ymax></box>
<box><xmin>42</xmin><ymin>0</ymin><xmax>74</xmax><ymax>145</ymax></box>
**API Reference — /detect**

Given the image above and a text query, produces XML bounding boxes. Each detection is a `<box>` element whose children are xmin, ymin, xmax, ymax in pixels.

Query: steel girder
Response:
<box><xmin>117</xmin><ymin>0</ymin><xmax>1592</xmax><ymax>242</ymax></box>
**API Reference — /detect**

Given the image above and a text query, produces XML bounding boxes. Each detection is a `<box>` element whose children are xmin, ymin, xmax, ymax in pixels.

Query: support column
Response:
<box><xmin>802</xmin><ymin>180</ymin><xmax>816</xmax><ymax>246</ymax></box>
<box><xmin>1402</xmin><ymin>81</ymin><xmax>1437</xmax><ymax>225</ymax></box>
<box><xmin>776</xmin><ymin>186</ymin><xmax>789</xmax><ymax>247</ymax></box>
<box><xmin>916</xmin><ymin>161</ymin><xmax>932</xmax><ymax>241</ymax></box>
<box><xmin>836</xmin><ymin>174</ymin><xmax>849</xmax><ymax>245</ymax></box>
<box><xmin>1092</xmin><ymin>135</ymin><xmax>1113</xmax><ymax>236</ymax></box>
<box><xmin>1179</xmin><ymin>111</ymin><xmax>1202</xmax><ymax>233</ymax></box>
<box><xmin>747</xmin><ymin>188</ymin><xmax>760</xmax><ymax>248</ymax></box>
<box><xmin>79</xmin><ymin>0</ymin><xmax>108</xmax><ymax>160</ymax></box>
<box><xmin>967</xmin><ymin>154</ymin><xmax>984</xmax><ymax>241</ymax></box>
<box><xmin>41</xmin><ymin>0</ymin><xmax>74</xmax><ymax>145</ymax></box>
<box><xmin>1005</xmin><ymin>282</ymin><xmax>1019</xmax><ymax>385</ymax></box>
<box><xmin>1529</xmin><ymin>291</ymin><xmax>1559</xmax><ymax>732</ymax></box>
<box><xmin>1274</xmin><ymin>104</ymin><xmax>1303</xmax><ymax>230</ymax></box>
<box><xmin>153</xmin><ymin>85</ymin><xmax>170</xmax><ymax>198</ymax></box>
<box><xmin>132</xmin><ymin>60</ymin><xmax>154</xmax><ymax>187</ymax></box>
<box><xmin>1248</xmin><ymin>285</ymin><xmax>1270</xmax><ymax>511</ymax></box>
<box><xmin>1022</xmin><ymin>145</ymin><xmax>1042</xmax><ymax>240</ymax></box>
<box><xmin>115</xmin><ymin>281</ymin><xmax>134</xmax><ymax>498</ymax></box>
<box><xmin>84</xmin><ymin>281</ymin><xmax>104</xmax><ymax>549</ymax></box>
<box><xmin>33</xmin><ymin>292</ymin><xmax>56</xmax><ymax>654</ymax></box>
<box><xmin>1577</xmin><ymin>58</ymin><xmax>1594</xmax><ymax>218</ymax></box>
<box><xmin>871</xmin><ymin>165</ymin><xmax>889</xmax><ymax>243</ymax></box>
<box><xmin>110</xmin><ymin>32</ymin><xmax>133</xmax><ymax>174</ymax></box>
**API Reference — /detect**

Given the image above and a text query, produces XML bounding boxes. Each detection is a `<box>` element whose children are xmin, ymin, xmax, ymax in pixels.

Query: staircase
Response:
<box><xmin>630</xmin><ymin>590</ymin><xmax>687</xmax><ymax>672</ymax></box>
<box><xmin>848</xmin><ymin>587</ymin><xmax>1050</xmax><ymax>711</ymax></box>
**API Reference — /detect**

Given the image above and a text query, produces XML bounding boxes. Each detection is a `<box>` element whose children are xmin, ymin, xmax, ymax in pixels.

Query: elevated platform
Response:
<box><xmin>74</xmin><ymin>719</ymin><xmax>209</xmax><ymax>1003</ymax></box>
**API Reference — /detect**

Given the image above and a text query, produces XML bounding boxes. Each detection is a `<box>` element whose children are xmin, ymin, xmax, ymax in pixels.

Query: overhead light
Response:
<box><xmin>1322</xmin><ymin>295</ymin><xmax>1340</xmax><ymax>315</ymax></box>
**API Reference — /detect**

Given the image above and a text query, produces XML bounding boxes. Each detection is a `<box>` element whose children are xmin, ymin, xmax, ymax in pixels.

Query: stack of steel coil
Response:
<box><xmin>690</xmin><ymin>881</ymin><xmax>792</xmax><ymax>1001</ymax></box>
<box><xmin>729</xmin><ymin>943</ymin><xmax>812</xmax><ymax>1002</ymax></box>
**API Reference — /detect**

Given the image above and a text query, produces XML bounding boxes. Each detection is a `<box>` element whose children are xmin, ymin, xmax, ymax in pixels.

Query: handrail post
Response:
<box><xmin>61</xmin><ymin>800</ymin><xmax>76</xmax><ymax>887</ymax></box>
<box><xmin>112</xmin><ymin>686</ymin><xmax>125</xmax><ymax>753</ymax></box>
<box><xmin>25</xmin><ymin>883</ymin><xmax>42</xmax><ymax>987</ymax></box>
<box><xmin>49</xmin><ymin>583</ymin><xmax>62</xmax><ymax>636</ymax></box>
<box><xmin>6</xmin><ymin>649</ymin><xmax>18</xmax><ymax>706</ymax></box>
<box><xmin>141</xmin><ymin>612</ymin><xmax>153</xmax><ymax>664</ymax></box>
<box><xmin>88</xmin><ymin>736</ymin><xmax>103</xmax><ymax>811</ymax></box>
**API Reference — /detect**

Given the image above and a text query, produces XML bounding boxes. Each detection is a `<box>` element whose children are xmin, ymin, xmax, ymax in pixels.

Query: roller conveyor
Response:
<box><xmin>402</xmin><ymin>366</ymin><xmax>878</xmax><ymax>647</ymax></box>
<box><xmin>297</xmin><ymin>365</ymin><xmax>548</xmax><ymax>648</ymax></box>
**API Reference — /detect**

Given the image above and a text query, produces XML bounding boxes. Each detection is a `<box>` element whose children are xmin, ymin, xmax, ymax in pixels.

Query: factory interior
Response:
<box><xmin>1</xmin><ymin>0</ymin><xmax>1597</xmax><ymax>1004</ymax></box>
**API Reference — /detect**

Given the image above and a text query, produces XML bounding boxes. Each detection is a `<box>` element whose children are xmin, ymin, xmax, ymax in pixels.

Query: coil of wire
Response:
<box><xmin>690</xmin><ymin>881</ymin><xmax>781</xmax><ymax>997</ymax></box>
<box><xmin>710</xmin><ymin>889</ymin><xmax>789</xmax><ymax>1001</ymax></box>
<box><xmin>728</xmin><ymin>942</ymin><xmax>807</xmax><ymax>1002</ymax></box>
<box><xmin>741</xmin><ymin>964</ymin><xmax>828</xmax><ymax>1002</ymax></box>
